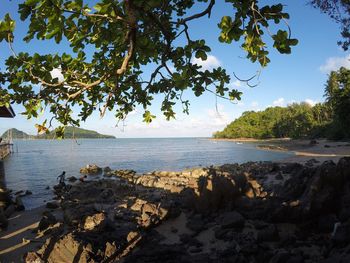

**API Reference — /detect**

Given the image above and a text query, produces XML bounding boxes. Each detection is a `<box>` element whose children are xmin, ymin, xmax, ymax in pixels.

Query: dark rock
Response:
<box><xmin>67</xmin><ymin>176</ymin><xmax>78</xmax><ymax>182</ymax></box>
<box><xmin>309</xmin><ymin>140</ymin><xmax>318</xmax><ymax>145</ymax></box>
<box><xmin>25</xmin><ymin>190</ymin><xmax>32</xmax><ymax>195</ymax></box>
<box><xmin>100</xmin><ymin>188</ymin><xmax>114</xmax><ymax>200</ymax></box>
<box><xmin>332</xmin><ymin>222</ymin><xmax>350</xmax><ymax>246</ymax></box>
<box><xmin>15</xmin><ymin>196</ymin><xmax>25</xmax><ymax>211</ymax></box>
<box><xmin>0</xmin><ymin>209</ymin><xmax>8</xmax><ymax>229</ymax></box>
<box><xmin>318</xmin><ymin>214</ymin><xmax>338</xmax><ymax>233</ymax></box>
<box><xmin>104</xmin><ymin>166</ymin><xmax>112</xmax><ymax>173</ymax></box>
<box><xmin>220</xmin><ymin>211</ymin><xmax>245</xmax><ymax>229</ymax></box>
<box><xmin>269</xmin><ymin>251</ymin><xmax>291</xmax><ymax>263</ymax></box>
<box><xmin>46</xmin><ymin>201</ymin><xmax>59</xmax><ymax>209</ymax></box>
<box><xmin>63</xmin><ymin>205</ymin><xmax>96</xmax><ymax>226</ymax></box>
<box><xmin>38</xmin><ymin>211</ymin><xmax>57</xmax><ymax>232</ymax></box>
<box><xmin>14</xmin><ymin>190</ymin><xmax>24</xmax><ymax>195</ymax></box>
<box><xmin>45</xmin><ymin>186</ymin><xmax>50</xmax><ymax>190</ymax></box>
<box><xmin>257</xmin><ymin>224</ymin><xmax>279</xmax><ymax>242</ymax></box>
<box><xmin>187</xmin><ymin>214</ymin><xmax>206</xmax><ymax>232</ymax></box>
<box><xmin>275</xmin><ymin>173</ymin><xmax>283</xmax><ymax>180</ymax></box>
<box><xmin>306</xmin><ymin>158</ymin><xmax>320</xmax><ymax>166</ymax></box>
<box><xmin>4</xmin><ymin>204</ymin><xmax>16</xmax><ymax>217</ymax></box>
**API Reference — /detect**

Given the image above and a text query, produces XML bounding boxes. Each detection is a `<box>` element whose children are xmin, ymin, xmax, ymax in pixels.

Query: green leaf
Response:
<box><xmin>143</xmin><ymin>110</ymin><xmax>156</xmax><ymax>123</ymax></box>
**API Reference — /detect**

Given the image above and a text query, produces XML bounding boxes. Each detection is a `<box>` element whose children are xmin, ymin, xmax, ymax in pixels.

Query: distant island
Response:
<box><xmin>1</xmin><ymin>127</ymin><xmax>115</xmax><ymax>140</ymax></box>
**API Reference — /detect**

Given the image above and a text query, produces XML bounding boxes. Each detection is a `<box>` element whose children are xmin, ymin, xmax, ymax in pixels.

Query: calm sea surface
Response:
<box><xmin>3</xmin><ymin>138</ymin><xmax>292</xmax><ymax>209</ymax></box>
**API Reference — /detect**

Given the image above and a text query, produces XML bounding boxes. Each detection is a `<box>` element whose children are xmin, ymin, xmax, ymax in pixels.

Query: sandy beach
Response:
<box><xmin>212</xmin><ymin>138</ymin><xmax>350</xmax><ymax>163</ymax></box>
<box><xmin>0</xmin><ymin>205</ymin><xmax>62</xmax><ymax>262</ymax></box>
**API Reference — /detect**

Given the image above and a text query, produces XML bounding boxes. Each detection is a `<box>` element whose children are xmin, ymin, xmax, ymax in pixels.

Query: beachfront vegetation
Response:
<box><xmin>213</xmin><ymin>103</ymin><xmax>333</xmax><ymax>139</ymax></box>
<box><xmin>214</xmin><ymin>67</ymin><xmax>350</xmax><ymax>140</ymax></box>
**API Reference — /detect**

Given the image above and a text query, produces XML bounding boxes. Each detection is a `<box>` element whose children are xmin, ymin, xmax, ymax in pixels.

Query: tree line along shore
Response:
<box><xmin>214</xmin><ymin>67</ymin><xmax>350</xmax><ymax>141</ymax></box>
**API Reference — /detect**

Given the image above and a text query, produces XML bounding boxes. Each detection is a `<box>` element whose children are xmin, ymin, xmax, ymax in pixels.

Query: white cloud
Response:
<box><xmin>236</xmin><ymin>101</ymin><xmax>245</xmax><ymax>107</ymax></box>
<box><xmin>207</xmin><ymin>104</ymin><xmax>230</xmax><ymax>127</ymax></box>
<box><xmin>192</xmin><ymin>55</ymin><xmax>221</xmax><ymax>71</ymax></box>
<box><xmin>50</xmin><ymin>68</ymin><xmax>64</xmax><ymax>82</ymax></box>
<box><xmin>304</xmin><ymin>99</ymin><xmax>317</xmax><ymax>106</ymax></box>
<box><xmin>320</xmin><ymin>54</ymin><xmax>350</xmax><ymax>73</ymax></box>
<box><xmin>111</xmin><ymin>104</ymin><xmax>234</xmax><ymax>137</ymax></box>
<box><xmin>273</xmin><ymin>97</ymin><xmax>285</xmax><ymax>107</ymax></box>
<box><xmin>231</xmin><ymin>80</ymin><xmax>242</xmax><ymax>87</ymax></box>
<box><xmin>251</xmin><ymin>101</ymin><xmax>259</xmax><ymax>107</ymax></box>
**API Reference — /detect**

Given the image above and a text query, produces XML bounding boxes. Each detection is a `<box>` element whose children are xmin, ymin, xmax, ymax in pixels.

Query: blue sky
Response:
<box><xmin>1</xmin><ymin>0</ymin><xmax>349</xmax><ymax>138</ymax></box>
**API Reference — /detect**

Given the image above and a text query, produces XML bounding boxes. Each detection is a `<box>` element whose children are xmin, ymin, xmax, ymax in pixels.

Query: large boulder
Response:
<box><xmin>80</xmin><ymin>164</ymin><xmax>102</xmax><ymax>175</ymax></box>
<box><xmin>38</xmin><ymin>211</ymin><xmax>57</xmax><ymax>232</ymax></box>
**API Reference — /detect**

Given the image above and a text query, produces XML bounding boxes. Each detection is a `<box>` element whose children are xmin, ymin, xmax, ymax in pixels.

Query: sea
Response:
<box><xmin>3</xmin><ymin>138</ymin><xmax>292</xmax><ymax>209</ymax></box>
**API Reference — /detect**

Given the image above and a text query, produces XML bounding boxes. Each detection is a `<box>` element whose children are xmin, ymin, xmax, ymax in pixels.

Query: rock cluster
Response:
<box><xmin>0</xmin><ymin>187</ymin><xmax>33</xmax><ymax>229</ymax></box>
<box><xmin>25</xmin><ymin>158</ymin><xmax>350</xmax><ymax>262</ymax></box>
<box><xmin>79</xmin><ymin>164</ymin><xmax>103</xmax><ymax>175</ymax></box>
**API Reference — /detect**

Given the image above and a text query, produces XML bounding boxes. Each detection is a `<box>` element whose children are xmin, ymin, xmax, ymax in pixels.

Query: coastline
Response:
<box><xmin>258</xmin><ymin>139</ymin><xmax>350</xmax><ymax>163</ymax></box>
<box><xmin>2</xmin><ymin>158</ymin><xmax>349</xmax><ymax>262</ymax></box>
<box><xmin>1</xmin><ymin>139</ymin><xmax>350</xmax><ymax>261</ymax></box>
<box><xmin>212</xmin><ymin>137</ymin><xmax>350</xmax><ymax>163</ymax></box>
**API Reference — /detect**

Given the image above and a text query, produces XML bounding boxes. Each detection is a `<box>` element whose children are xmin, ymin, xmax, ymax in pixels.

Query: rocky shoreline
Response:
<box><xmin>1</xmin><ymin>158</ymin><xmax>350</xmax><ymax>262</ymax></box>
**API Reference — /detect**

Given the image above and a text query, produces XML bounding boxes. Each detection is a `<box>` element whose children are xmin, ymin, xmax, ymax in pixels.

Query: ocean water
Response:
<box><xmin>3</xmin><ymin>138</ymin><xmax>292</xmax><ymax>209</ymax></box>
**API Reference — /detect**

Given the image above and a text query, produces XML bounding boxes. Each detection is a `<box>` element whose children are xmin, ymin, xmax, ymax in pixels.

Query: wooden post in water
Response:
<box><xmin>0</xmin><ymin>161</ymin><xmax>10</xmax><ymax>209</ymax></box>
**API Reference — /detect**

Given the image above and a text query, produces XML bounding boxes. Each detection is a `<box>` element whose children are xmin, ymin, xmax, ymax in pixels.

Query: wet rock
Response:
<box><xmin>103</xmin><ymin>172</ymin><xmax>113</xmax><ymax>177</ymax></box>
<box><xmin>80</xmin><ymin>164</ymin><xmax>102</xmax><ymax>175</ymax></box>
<box><xmin>104</xmin><ymin>166</ymin><xmax>112</xmax><ymax>173</ymax></box>
<box><xmin>67</xmin><ymin>176</ymin><xmax>78</xmax><ymax>182</ymax></box>
<box><xmin>15</xmin><ymin>196</ymin><xmax>25</xmax><ymax>211</ymax></box>
<box><xmin>46</xmin><ymin>201</ymin><xmax>59</xmax><ymax>209</ymax></box>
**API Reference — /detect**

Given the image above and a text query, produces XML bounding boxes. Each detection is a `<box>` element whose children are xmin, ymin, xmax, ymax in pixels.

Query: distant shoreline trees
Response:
<box><xmin>214</xmin><ymin>67</ymin><xmax>350</xmax><ymax>140</ymax></box>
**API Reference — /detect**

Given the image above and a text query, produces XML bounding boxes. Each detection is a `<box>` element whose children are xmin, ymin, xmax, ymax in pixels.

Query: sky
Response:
<box><xmin>0</xmin><ymin>0</ymin><xmax>349</xmax><ymax>138</ymax></box>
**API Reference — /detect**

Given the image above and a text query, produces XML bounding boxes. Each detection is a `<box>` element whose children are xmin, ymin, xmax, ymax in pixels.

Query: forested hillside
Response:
<box><xmin>214</xmin><ymin>67</ymin><xmax>350</xmax><ymax>140</ymax></box>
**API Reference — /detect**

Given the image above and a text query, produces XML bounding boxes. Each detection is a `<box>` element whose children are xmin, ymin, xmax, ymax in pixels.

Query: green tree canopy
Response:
<box><xmin>0</xmin><ymin>0</ymin><xmax>347</xmax><ymax>137</ymax></box>
<box><xmin>213</xmin><ymin>102</ymin><xmax>334</xmax><ymax>139</ymax></box>
<box><xmin>0</xmin><ymin>0</ymin><xmax>299</xmax><ymax>136</ymax></box>
<box><xmin>324</xmin><ymin>67</ymin><xmax>350</xmax><ymax>139</ymax></box>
